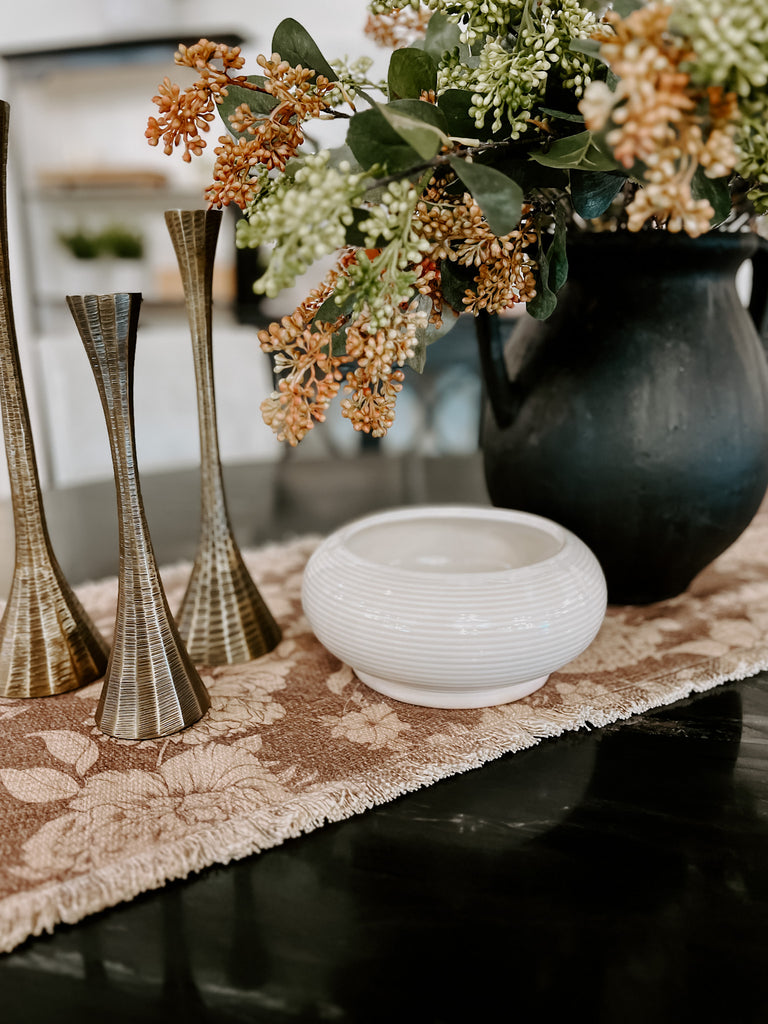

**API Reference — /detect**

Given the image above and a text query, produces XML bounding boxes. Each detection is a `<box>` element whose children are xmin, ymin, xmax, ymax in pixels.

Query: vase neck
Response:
<box><xmin>566</xmin><ymin>231</ymin><xmax>757</xmax><ymax>282</ymax></box>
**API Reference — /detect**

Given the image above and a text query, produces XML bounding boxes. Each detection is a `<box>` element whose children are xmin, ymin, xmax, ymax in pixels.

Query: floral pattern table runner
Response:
<box><xmin>3</xmin><ymin>515</ymin><xmax>768</xmax><ymax>954</ymax></box>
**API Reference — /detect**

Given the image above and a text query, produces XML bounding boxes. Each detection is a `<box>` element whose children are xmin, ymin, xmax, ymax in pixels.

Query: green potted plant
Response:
<box><xmin>97</xmin><ymin>224</ymin><xmax>145</xmax><ymax>261</ymax></box>
<box><xmin>147</xmin><ymin>1</ymin><xmax>768</xmax><ymax>602</ymax></box>
<box><xmin>57</xmin><ymin>224</ymin><xmax>146</xmax><ymax>295</ymax></box>
<box><xmin>57</xmin><ymin>227</ymin><xmax>103</xmax><ymax>261</ymax></box>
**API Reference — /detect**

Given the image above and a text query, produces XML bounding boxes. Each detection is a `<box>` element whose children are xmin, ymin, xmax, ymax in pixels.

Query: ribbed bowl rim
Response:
<box><xmin>306</xmin><ymin>504</ymin><xmax>577</xmax><ymax>583</ymax></box>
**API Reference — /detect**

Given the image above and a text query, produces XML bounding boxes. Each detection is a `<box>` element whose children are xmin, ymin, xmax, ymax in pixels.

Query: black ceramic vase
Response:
<box><xmin>477</xmin><ymin>231</ymin><xmax>768</xmax><ymax>604</ymax></box>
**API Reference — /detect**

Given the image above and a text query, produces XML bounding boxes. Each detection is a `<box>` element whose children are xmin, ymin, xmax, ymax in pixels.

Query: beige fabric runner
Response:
<box><xmin>3</xmin><ymin>513</ymin><xmax>768</xmax><ymax>954</ymax></box>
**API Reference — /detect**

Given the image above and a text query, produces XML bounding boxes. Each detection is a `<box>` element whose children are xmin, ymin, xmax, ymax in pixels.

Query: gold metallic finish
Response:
<box><xmin>0</xmin><ymin>101</ymin><xmax>109</xmax><ymax>698</ymax></box>
<box><xmin>67</xmin><ymin>292</ymin><xmax>210</xmax><ymax>739</ymax></box>
<box><xmin>164</xmin><ymin>208</ymin><xmax>281</xmax><ymax>664</ymax></box>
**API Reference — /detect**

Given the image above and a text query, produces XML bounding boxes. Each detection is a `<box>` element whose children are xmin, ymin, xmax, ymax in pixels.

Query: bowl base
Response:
<box><xmin>353</xmin><ymin>670</ymin><xmax>550</xmax><ymax>709</ymax></box>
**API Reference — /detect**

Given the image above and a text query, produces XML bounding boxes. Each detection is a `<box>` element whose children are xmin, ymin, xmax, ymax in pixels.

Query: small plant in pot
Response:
<box><xmin>57</xmin><ymin>228</ymin><xmax>103</xmax><ymax>261</ymax></box>
<box><xmin>57</xmin><ymin>224</ymin><xmax>146</xmax><ymax>295</ymax></box>
<box><xmin>97</xmin><ymin>225</ymin><xmax>145</xmax><ymax>261</ymax></box>
<box><xmin>58</xmin><ymin>225</ymin><xmax>144</xmax><ymax>261</ymax></box>
<box><xmin>147</xmin><ymin>1</ymin><xmax>768</xmax><ymax>602</ymax></box>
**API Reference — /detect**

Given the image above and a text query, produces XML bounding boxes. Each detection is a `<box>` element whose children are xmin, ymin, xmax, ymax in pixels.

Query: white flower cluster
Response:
<box><xmin>460</xmin><ymin>42</ymin><xmax>551</xmax><ymax>135</ymax></box>
<box><xmin>437</xmin><ymin>0</ymin><xmax>598</xmax><ymax>134</ymax></box>
<box><xmin>337</xmin><ymin>178</ymin><xmax>430</xmax><ymax>330</ymax></box>
<box><xmin>236</xmin><ymin>152</ymin><xmax>369</xmax><ymax>297</ymax></box>
<box><xmin>359</xmin><ymin>178</ymin><xmax>427</xmax><ymax>251</ymax></box>
<box><xmin>672</xmin><ymin>0</ymin><xmax>768</xmax><ymax>96</ymax></box>
<box><xmin>370</xmin><ymin>0</ymin><xmax>530</xmax><ymax>44</ymax></box>
<box><xmin>326</xmin><ymin>56</ymin><xmax>386</xmax><ymax>106</ymax></box>
<box><xmin>368</xmin><ymin>0</ymin><xmax>421</xmax><ymax>8</ymax></box>
<box><xmin>671</xmin><ymin>0</ymin><xmax>768</xmax><ymax>208</ymax></box>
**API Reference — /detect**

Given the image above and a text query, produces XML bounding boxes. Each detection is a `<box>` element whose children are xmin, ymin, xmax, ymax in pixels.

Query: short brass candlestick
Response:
<box><xmin>0</xmin><ymin>101</ymin><xmax>108</xmax><ymax>697</ymax></box>
<box><xmin>164</xmin><ymin>208</ymin><xmax>281</xmax><ymax>665</ymax></box>
<box><xmin>67</xmin><ymin>292</ymin><xmax>210</xmax><ymax>739</ymax></box>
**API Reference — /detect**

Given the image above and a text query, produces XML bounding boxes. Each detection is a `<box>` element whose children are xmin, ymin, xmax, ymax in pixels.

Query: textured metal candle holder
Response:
<box><xmin>0</xmin><ymin>101</ymin><xmax>109</xmax><ymax>698</ymax></box>
<box><xmin>67</xmin><ymin>292</ymin><xmax>210</xmax><ymax>739</ymax></box>
<box><xmin>164</xmin><ymin>208</ymin><xmax>281</xmax><ymax>664</ymax></box>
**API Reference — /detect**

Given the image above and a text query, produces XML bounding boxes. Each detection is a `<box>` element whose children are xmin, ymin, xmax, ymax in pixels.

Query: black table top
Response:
<box><xmin>1</xmin><ymin>453</ymin><xmax>767</xmax><ymax>1024</ymax></box>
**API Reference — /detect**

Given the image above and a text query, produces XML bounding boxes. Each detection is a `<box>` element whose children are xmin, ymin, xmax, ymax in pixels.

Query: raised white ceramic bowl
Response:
<box><xmin>301</xmin><ymin>505</ymin><xmax>607</xmax><ymax>709</ymax></box>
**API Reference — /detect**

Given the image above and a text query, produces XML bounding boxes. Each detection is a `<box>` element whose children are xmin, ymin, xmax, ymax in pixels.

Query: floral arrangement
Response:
<box><xmin>147</xmin><ymin>1</ymin><xmax>768</xmax><ymax>444</ymax></box>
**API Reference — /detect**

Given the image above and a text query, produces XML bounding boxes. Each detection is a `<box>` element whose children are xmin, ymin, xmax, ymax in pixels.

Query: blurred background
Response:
<box><xmin>0</xmin><ymin>0</ymin><xmax>484</xmax><ymax>499</ymax></box>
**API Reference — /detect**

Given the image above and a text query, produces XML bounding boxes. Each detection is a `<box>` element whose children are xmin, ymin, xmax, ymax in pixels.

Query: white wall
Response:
<box><xmin>0</xmin><ymin>1</ymin><xmax>376</xmax><ymax>64</ymax></box>
<box><xmin>1</xmin><ymin>0</ymin><xmax>380</xmax><ymax>202</ymax></box>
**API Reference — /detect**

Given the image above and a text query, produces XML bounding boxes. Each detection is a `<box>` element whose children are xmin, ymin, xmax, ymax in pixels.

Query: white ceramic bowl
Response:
<box><xmin>301</xmin><ymin>505</ymin><xmax>607</xmax><ymax>709</ymax></box>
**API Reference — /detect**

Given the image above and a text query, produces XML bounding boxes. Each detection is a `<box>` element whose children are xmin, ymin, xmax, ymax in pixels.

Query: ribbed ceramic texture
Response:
<box><xmin>302</xmin><ymin>506</ymin><xmax>607</xmax><ymax>708</ymax></box>
<box><xmin>164</xmin><ymin>209</ymin><xmax>281</xmax><ymax>665</ymax></box>
<box><xmin>67</xmin><ymin>292</ymin><xmax>210</xmax><ymax>738</ymax></box>
<box><xmin>0</xmin><ymin>101</ymin><xmax>109</xmax><ymax>698</ymax></box>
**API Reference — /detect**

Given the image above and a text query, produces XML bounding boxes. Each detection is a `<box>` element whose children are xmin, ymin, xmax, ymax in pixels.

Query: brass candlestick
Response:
<box><xmin>164</xmin><ymin>208</ymin><xmax>281</xmax><ymax>664</ymax></box>
<box><xmin>67</xmin><ymin>292</ymin><xmax>210</xmax><ymax>739</ymax></box>
<box><xmin>0</xmin><ymin>101</ymin><xmax>108</xmax><ymax>698</ymax></box>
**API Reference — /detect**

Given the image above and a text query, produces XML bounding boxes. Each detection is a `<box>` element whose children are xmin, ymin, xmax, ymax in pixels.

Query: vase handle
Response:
<box><xmin>748</xmin><ymin>238</ymin><xmax>768</xmax><ymax>348</ymax></box>
<box><xmin>475</xmin><ymin>310</ymin><xmax>523</xmax><ymax>430</ymax></box>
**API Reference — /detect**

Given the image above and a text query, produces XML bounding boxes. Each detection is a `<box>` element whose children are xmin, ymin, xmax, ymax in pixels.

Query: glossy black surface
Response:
<box><xmin>1</xmin><ymin>454</ymin><xmax>768</xmax><ymax>1023</ymax></box>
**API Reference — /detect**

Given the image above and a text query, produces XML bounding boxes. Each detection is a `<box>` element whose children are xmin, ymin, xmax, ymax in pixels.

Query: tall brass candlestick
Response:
<box><xmin>67</xmin><ymin>292</ymin><xmax>210</xmax><ymax>739</ymax></box>
<box><xmin>164</xmin><ymin>209</ymin><xmax>281</xmax><ymax>664</ymax></box>
<box><xmin>0</xmin><ymin>101</ymin><xmax>108</xmax><ymax>698</ymax></box>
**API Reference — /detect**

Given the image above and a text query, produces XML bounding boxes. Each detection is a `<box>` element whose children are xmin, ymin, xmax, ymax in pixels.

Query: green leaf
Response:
<box><xmin>530</xmin><ymin>131</ymin><xmax>592</xmax><ymax>169</ymax></box>
<box><xmin>481</xmin><ymin>154</ymin><xmax>569</xmax><ymax>193</ymax></box>
<box><xmin>439</xmin><ymin>259</ymin><xmax>476</xmax><ymax>314</ymax></box>
<box><xmin>421</xmin><ymin>12</ymin><xmax>462</xmax><ymax>59</ymax></box>
<box><xmin>548</xmin><ymin>205</ymin><xmax>569</xmax><ymax>293</ymax></box>
<box><xmin>527</xmin><ymin>208</ymin><xmax>568</xmax><ymax>319</ymax></box>
<box><xmin>527</xmin><ymin>264</ymin><xmax>557</xmax><ymax>320</ymax></box>
<box><xmin>531</xmin><ymin>130</ymin><xmax>620</xmax><ymax>172</ymax></box>
<box><xmin>579</xmin><ymin>138</ymin><xmax>621</xmax><ymax>172</ymax></box>
<box><xmin>313</xmin><ymin>288</ymin><xmax>356</xmax><ymax>325</ymax></box>
<box><xmin>448</xmin><ymin>157</ymin><xmax>523</xmax><ymax>235</ymax></box>
<box><xmin>408</xmin><ymin>311</ymin><xmax>459</xmax><ymax>372</ymax></box>
<box><xmin>377</xmin><ymin>101</ymin><xmax>448</xmax><ymax>160</ymax></box>
<box><xmin>217</xmin><ymin>77</ymin><xmax>277</xmax><ymax>134</ymax></box>
<box><xmin>437</xmin><ymin>89</ymin><xmax>510</xmax><ymax>143</ymax></box>
<box><xmin>539</xmin><ymin>106</ymin><xmax>585</xmax><ymax>124</ymax></box>
<box><xmin>326</xmin><ymin>143</ymin><xmax>363</xmax><ymax>172</ymax></box>
<box><xmin>612</xmin><ymin>0</ymin><xmax>645</xmax><ymax>14</ymax></box>
<box><xmin>388</xmin><ymin>47</ymin><xmax>437</xmax><ymax>100</ymax></box>
<box><xmin>331</xmin><ymin>330</ymin><xmax>349</xmax><ymax>357</ymax></box>
<box><xmin>569</xmin><ymin>38</ymin><xmax>603</xmax><ymax>61</ymax></box>
<box><xmin>519</xmin><ymin>0</ymin><xmax>537</xmax><ymax>41</ymax></box>
<box><xmin>408</xmin><ymin>335</ymin><xmax>428</xmax><ymax>373</ymax></box>
<box><xmin>271</xmin><ymin>18</ymin><xmax>338</xmax><ymax>81</ymax></box>
<box><xmin>343</xmin><ymin>207</ymin><xmax>387</xmax><ymax>248</ymax></box>
<box><xmin>390</xmin><ymin>98</ymin><xmax>449</xmax><ymax>132</ymax></box>
<box><xmin>691</xmin><ymin>167</ymin><xmax>732</xmax><ymax>226</ymax></box>
<box><xmin>347</xmin><ymin>107</ymin><xmax>422</xmax><ymax>172</ymax></box>
<box><xmin>437</xmin><ymin>89</ymin><xmax>480</xmax><ymax>139</ymax></box>
<box><xmin>346</xmin><ymin>99</ymin><xmax>449</xmax><ymax>174</ymax></box>
<box><xmin>570</xmin><ymin>170</ymin><xmax>626</xmax><ymax>219</ymax></box>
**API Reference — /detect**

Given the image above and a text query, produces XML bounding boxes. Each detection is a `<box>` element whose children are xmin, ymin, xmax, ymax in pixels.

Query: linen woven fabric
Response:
<box><xmin>3</xmin><ymin>514</ymin><xmax>768</xmax><ymax>954</ymax></box>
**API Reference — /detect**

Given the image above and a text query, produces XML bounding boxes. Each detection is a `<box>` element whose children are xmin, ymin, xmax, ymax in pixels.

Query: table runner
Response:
<box><xmin>3</xmin><ymin>511</ymin><xmax>768</xmax><ymax>954</ymax></box>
